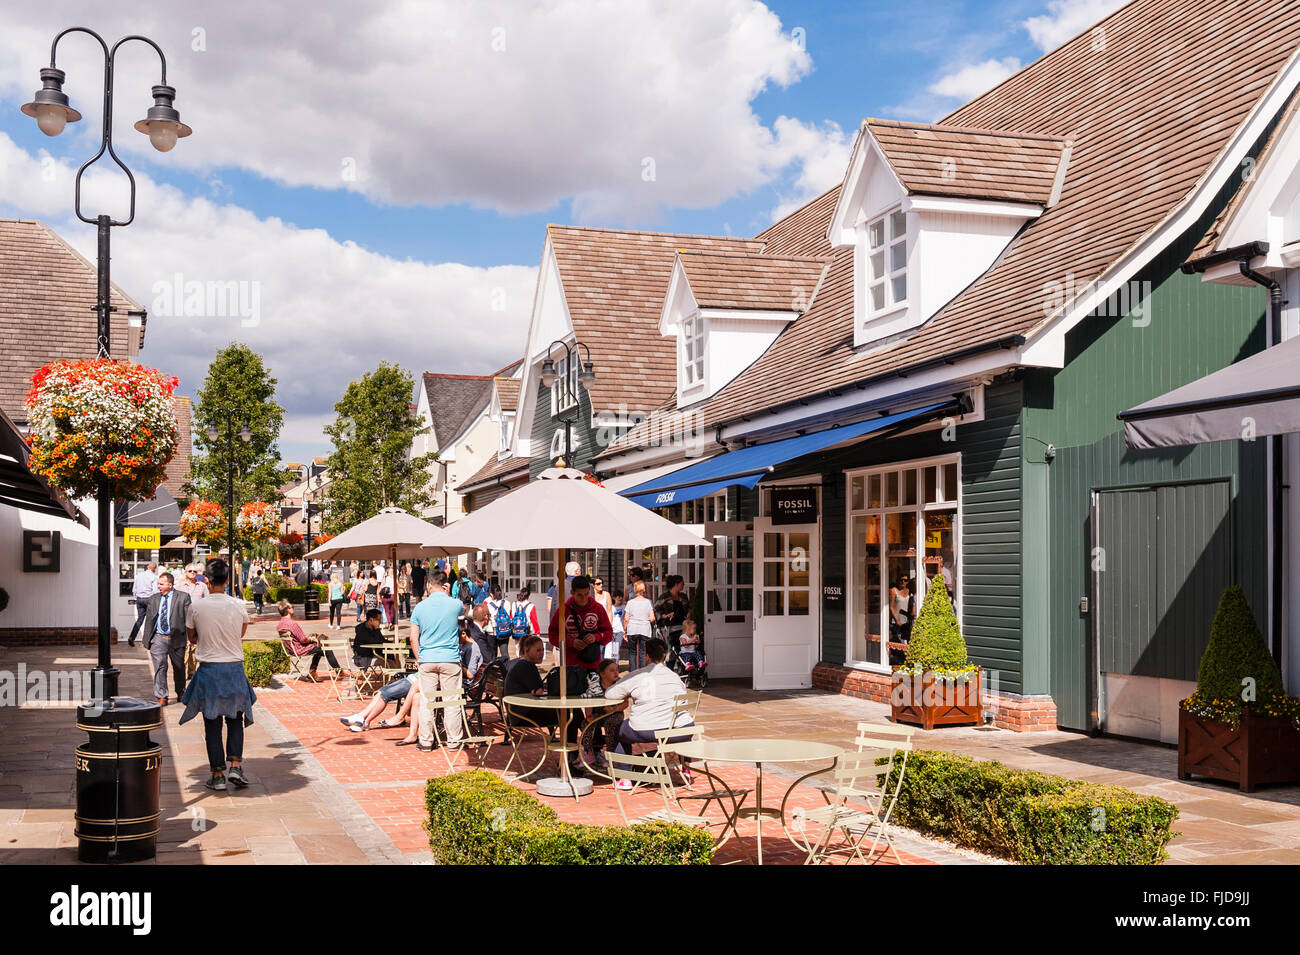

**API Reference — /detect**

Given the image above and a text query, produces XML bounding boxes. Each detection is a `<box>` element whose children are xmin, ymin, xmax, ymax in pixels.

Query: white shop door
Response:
<box><xmin>753</xmin><ymin>516</ymin><xmax>820</xmax><ymax>690</ymax></box>
<box><xmin>704</xmin><ymin>521</ymin><xmax>754</xmax><ymax>678</ymax></box>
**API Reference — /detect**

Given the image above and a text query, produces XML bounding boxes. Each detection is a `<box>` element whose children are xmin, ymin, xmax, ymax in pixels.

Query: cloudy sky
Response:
<box><xmin>0</xmin><ymin>0</ymin><xmax>1123</xmax><ymax>462</ymax></box>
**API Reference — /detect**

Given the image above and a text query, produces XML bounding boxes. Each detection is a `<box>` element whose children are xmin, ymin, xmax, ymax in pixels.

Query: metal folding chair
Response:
<box><xmin>277</xmin><ymin>633</ymin><xmax>315</xmax><ymax>682</ymax></box>
<box><xmin>424</xmin><ymin>689</ymin><xmax>497</xmax><ymax>773</ymax></box>
<box><xmin>795</xmin><ymin>735</ymin><xmax>913</xmax><ymax>865</ymax></box>
<box><xmin>608</xmin><ymin>750</ymin><xmax>735</xmax><ymax>841</ymax></box>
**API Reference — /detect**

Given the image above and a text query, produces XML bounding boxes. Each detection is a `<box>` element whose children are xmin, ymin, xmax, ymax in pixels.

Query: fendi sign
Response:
<box><xmin>770</xmin><ymin>486</ymin><xmax>818</xmax><ymax>525</ymax></box>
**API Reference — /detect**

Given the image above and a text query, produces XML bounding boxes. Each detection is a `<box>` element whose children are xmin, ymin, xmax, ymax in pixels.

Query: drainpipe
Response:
<box><xmin>1183</xmin><ymin>241</ymin><xmax>1284</xmax><ymax>666</ymax></box>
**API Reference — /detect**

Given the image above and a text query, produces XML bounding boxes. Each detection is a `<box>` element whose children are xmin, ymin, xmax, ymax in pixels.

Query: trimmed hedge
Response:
<box><xmin>886</xmin><ymin>750</ymin><xmax>1179</xmax><ymax>864</ymax></box>
<box><xmin>426</xmin><ymin>770</ymin><xmax>714</xmax><ymax>865</ymax></box>
<box><xmin>242</xmin><ymin>582</ymin><xmax>331</xmax><ymax>605</ymax></box>
<box><xmin>243</xmin><ymin>639</ymin><xmax>290</xmax><ymax>687</ymax></box>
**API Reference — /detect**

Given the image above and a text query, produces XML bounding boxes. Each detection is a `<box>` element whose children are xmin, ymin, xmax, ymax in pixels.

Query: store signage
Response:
<box><xmin>822</xmin><ymin>574</ymin><xmax>845</xmax><ymax>607</ymax></box>
<box><xmin>771</xmin><ymin>486</ymin><xmax>818</xmax><ymax>525</ymax></box>
<box><xmin>124</xmin><ymin>527</ymin><xmax>161</xmax><ymax>549</ymax></box>
<box><xmin>22</xmin><ymin>530</ymin><xmax>60</xmax><ymax>573</ymax></box>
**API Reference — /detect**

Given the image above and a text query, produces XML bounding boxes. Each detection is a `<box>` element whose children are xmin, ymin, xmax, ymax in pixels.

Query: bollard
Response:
<box><xmin>75</xmin><ymin>696</ymin><xmax>162</xmax><ymax>863</ymax></box>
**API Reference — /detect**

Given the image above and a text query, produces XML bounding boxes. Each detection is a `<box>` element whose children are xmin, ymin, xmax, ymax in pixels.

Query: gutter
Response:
<box><xmin>1183</xmin><ymin>240</ymin><xmax>1284</xmax><ymax>667</ymax></box>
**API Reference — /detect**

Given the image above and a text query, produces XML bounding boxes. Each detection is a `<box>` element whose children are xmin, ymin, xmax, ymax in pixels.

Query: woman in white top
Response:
<box><xmin>622</xmin><ymin>579</ymin><xmax>655</xmax><ymax>671</ymax></box>
<box><xmin>888</xmin><ymin>576</ymin><xmax>910</xmax><ymax>640</ymax></box>
<box><xmin>602</xmin><ymin>636</ymin><xmax>694</xmax><ymax>789</ymax></box>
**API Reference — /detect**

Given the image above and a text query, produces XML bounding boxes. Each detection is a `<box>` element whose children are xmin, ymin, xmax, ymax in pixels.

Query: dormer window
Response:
<box><xmin>681</xmin><ymin>313</ymin><xmax>705</xmax><ymax>388</ymax></box>
<box><xmin>868</xmin><ymin>208</ymin><xmax>908</xmax><ymax>315</ymax></box>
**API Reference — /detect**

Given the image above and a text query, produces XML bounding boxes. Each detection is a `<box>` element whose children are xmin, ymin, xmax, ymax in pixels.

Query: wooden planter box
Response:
<box><xmin>1178</xmin><ymin>708</ymin><xmax>1300</xmax><ymax>793</ymax></box>
<box><xmin>891</xmin><ymin>666</ymin><xmax>982</xmax><ymax>730</ymax></box>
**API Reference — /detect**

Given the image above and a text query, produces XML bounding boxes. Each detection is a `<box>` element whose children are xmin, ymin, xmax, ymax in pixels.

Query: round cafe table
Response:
<box><xmin>500</xmin><ymin>694</ymin><xmax>617</xmax><ymax>798</ymax></box>
<box><xmin>670</xmin><ymin>737</ymin><xmax>842</xmax><ymax>865</ymax></box>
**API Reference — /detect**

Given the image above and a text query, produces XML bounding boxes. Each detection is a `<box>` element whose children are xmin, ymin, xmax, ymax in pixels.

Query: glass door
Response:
<box><xmin>754</xmin><ymin>516</ymin><xmax>819</xmax><ymax>690</ymax></box>
<box><xmin>704</xmin><ymin>522</ymin><xmax>754</xmax><ymax>678</ymax></box>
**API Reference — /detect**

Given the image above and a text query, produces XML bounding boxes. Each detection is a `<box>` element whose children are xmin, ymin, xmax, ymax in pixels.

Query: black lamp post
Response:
<box><xmin>539</xmin><ymin>339</ymin><xmax>596</xmax><ymax>468</ymax></box>
<box><xmin>206</xmin><ymin>417</ymin><xmax>252</xmax><ymax>584</ymax></box>
<box><xmin>20</xmin><ymin>27</ymin><xmax>193</xmax><ymax>703</ymax></box>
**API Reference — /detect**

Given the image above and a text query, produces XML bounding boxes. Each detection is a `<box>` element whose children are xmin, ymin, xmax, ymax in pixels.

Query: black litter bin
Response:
<box><xmin>303</xmin><ymin>588</ymin><xmax>321</xmax><ymax>620</ymax></box>
<box><xmin>75</xmin><ymin>696</ymin><xmax>162</xmax><ymax>863</ymax></box>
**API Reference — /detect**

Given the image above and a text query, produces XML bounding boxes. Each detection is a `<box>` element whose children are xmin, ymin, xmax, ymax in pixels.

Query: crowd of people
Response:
<box><xmin>139</xmin><ymin>552</ymin><xmax>709</xmax><ymax>793</ymax></box>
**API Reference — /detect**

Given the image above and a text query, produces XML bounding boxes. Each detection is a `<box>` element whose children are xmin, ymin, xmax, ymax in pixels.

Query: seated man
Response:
<box><xmin>466</xmin><ymin>603</ymin><xmax>496</xmax><ymax>671</ymax></box>
<box><xmin>276</xmin><ymin>599</ymin><xmax>337</xmax><ymax>682</ymax></box>
<box><xmin>340</xmin><ymin>671</ymin><xmax>417</xmax><ymax>734</ymax></box>
<box><xmin>353</xmin><ymin>608</ymin><xmax>386</xmax><ymax>668</ymax></box>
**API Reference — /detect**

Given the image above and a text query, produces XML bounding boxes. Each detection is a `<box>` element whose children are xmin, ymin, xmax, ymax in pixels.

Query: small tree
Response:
<box><xmin>1194</xmin><ymin>586</ymin><xmax>1284</xmax><ymax>705</ymax></box>
<box><xmin>902</xmin><ymin>575</ymin><xmax>969</xmax><ymax>672</ymax></box>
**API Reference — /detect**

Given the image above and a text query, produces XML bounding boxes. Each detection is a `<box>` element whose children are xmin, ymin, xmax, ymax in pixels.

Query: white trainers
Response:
<box><xmin>615</xmin><ymin>779</ymin><xmax>633</xmax><ymax>791</ymax></box>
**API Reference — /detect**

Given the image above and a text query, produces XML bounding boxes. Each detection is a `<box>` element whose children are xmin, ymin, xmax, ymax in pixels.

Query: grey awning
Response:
<box><xmin>1119</xmin><ymin>336</ymin><xmax>1300</xmax><ymax>449</ymax></box>
<box><xmin>0</xmin><ymin>408</ymin><xmax>84</xmax><ymax>524</ymax></box>
<box><xmin>116</xmin><ymin>485</ymin><xmax>182</xmax><ymax>537</ymax></box>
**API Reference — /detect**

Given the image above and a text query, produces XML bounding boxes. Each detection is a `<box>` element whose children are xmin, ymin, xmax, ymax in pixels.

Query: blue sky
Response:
<box><xmin>0</xmin><ymin>0</ymin><xmax>1121</xmax><ymax>461</ymax></box>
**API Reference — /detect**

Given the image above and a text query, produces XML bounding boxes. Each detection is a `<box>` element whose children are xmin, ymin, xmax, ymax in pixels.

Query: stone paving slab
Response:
<box><xmin>0</xmin><ymin>644</ymin><xmax>414</xmax><ymax>865</ymax></box>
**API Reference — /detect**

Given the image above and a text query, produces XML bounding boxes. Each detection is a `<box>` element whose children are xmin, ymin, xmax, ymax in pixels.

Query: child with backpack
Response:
<box><xmin>510</xmin><ymin>587</ymin><xmax>540</xmax><ymax>660</ymax></box>
<box><xmin>486</xmin><ymin>585</ymin><xmax>514</xmax><ymax>661</ymax></box>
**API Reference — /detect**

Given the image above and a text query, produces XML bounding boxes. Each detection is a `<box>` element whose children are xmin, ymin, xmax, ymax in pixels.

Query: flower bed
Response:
<box><xmin>426</xmin><ymin>770</ymin><xmax>713</xmax><ymax>865</ymax></box>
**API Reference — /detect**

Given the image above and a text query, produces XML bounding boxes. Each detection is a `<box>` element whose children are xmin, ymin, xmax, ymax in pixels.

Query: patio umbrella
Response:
<box><xmin>305</xmin><ymin>506</ymin><xmax>473</xmax><ymax>623</ymax></box>
<box><xmin>427</xmin><ymin>467</ymin><xmax>709</xmax><ymax>795</ymax></box>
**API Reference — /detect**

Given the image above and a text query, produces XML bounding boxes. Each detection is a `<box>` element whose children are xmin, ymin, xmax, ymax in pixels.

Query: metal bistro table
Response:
<box><xmin>671</xmin><ymin>737</ymin><xmax>842</xmax><ymax>865</ymax></box>
<box><xmin>500</xmin><ymin>694</ymin><xmax>618</xmax><ymax>798</ymax></box>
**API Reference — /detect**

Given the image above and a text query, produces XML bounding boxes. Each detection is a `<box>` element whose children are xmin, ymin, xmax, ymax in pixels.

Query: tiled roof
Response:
<box><xmin>547</xmin><ymin>226</ymin><xmax>765</xmax><ymax>415</ymax></box>
<box><xmin>608</xmin><ymin>0</ymin><xmax>1300</xmax><ymax>450</ymax></box>
<box><xmin>676</xmin><ymin>252</ymin><xmax>829</xmax><ymax>312</ymax></box>
<box><xmin>457</xmin><ymin>454</ymin><xmax>529</xmax><ymax>492</ymax></box>
<box><xmin>162</xmin><ymin>396</ymin><xmax>192</xmax><ymax>500</ymax></box>
<box><xmin>423</xmin><ymin>373</ymin><xmax>494</xmax><ymax>448</ymax></box>
<box><xmin>0</xmin><ymin>219</ymin><xmax>141</xmax><ymax>421</ymax></box>
<box><xmin>494</xmin><ymin>376</ymin><xmax>521</xmax><ymax>414</ymax></box>
<box><xmin>866</xmin><ymin>120</ymin><xmax>1068</xmax><ymax>206</ymax></box>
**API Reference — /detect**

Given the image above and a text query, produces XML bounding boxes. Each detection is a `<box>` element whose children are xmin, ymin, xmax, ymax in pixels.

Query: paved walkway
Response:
<box><xmin>0</xmin><ymin>642</ymin><xmax>412</xmax><ymax>865</ymax></box>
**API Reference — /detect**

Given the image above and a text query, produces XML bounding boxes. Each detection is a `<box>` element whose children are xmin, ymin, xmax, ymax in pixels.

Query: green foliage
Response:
<box><xmin>323</xmin><ymin>363</ymin><xmax>437</xmax><ymax>534</ymax></box>
<box><xmin>425</xmin><ymin>770</ymin><xmax>714</xmax><ymax>865</ymax></box>
<box><xmin>886</xmin><ymin>751</ymin><xmax>1178</xmax><ymax>864</ymax></box>
<box><xmin>1194</xmin><ymin>585</ymin><xmax>1284</xmax><ymax>705</ymax></box>
<box><xmin>902</xmin><ymin>575</ymin><xmax>969</xmax><ymax>672</ymax></box>
<box><xmin>242</xmin><ymin>582</ymin><xmax>330</xmax><ymax>604</ymax></box>
<box><xmin>243</xmin><ymin>640</ymin><xmax>290</xmax><ymax>687</ymax></box>
<box><xmin>185</xmin><ymin>343</ymin><xmax>293</xmax><ymax>548</ymax></box>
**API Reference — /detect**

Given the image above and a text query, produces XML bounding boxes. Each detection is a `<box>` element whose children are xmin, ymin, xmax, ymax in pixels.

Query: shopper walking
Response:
<box><xmin>127</xmin><ymin>560</ymin><xmax>159</xmax><ymax>646</ymax></box>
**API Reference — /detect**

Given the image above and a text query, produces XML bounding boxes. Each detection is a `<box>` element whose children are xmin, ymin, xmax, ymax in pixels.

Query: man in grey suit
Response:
<box><xmin>143</xmin><ymin>571</ymin><xmax>192</xmax><ymax>705</ymax></box>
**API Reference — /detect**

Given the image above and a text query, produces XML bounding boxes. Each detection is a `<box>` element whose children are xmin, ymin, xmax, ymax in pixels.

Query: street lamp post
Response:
<box><xmin>20</xmin><ymin>27</ymin><xmax>193</xmax><ymax>704</ymax></box>
<box><xmin>539</xmin><ymin>339</ymin><xmax>597</xmax><ymax>470</ymax></box>
<box><xmin>206</xmin><ymin>416</ymin><xmax>251</xmax><ymax>587</ymax></box>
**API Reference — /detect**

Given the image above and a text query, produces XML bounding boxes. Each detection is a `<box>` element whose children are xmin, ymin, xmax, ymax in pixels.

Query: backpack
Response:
<box><xmin>511</xmin><ymin>603</ymin><xmax>531</xmax><ymax>637</ymax></box>
<box><xmin>493</xmin><ymin>600</ymin><xmax>513</xmax><ymax>638</ymax></box>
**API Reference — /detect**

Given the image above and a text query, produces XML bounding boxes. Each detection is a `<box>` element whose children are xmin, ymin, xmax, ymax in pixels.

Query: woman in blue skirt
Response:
<box><xmin>180</xmin><ymin>559</ymin><xmax>256</xmax><ymax>792</ymax></box>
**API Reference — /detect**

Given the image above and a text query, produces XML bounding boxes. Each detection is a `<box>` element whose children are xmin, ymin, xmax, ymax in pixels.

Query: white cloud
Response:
<box><xmin>766</xmin><ymin>116</ymin><xmax>853</xmax><ymax>221</ymax></box>
<box><xmin>1022</xmin><ymin>0</ymin><xmax>1126</xmax><ymax>52</ymax></box>
<box><xmin>927</xmin><ymin>58</ymin><xmax>1021</xmax><ymax>101</ymax></box>
<box><xmin>0</xmin><ymin>134</ymin><xmax>537</xmax><ymax>454</ymax></box>
<box><xmin>0</xmin><ymin>0</ymin><xmax>837</xmax><ymax>222</ymax></box>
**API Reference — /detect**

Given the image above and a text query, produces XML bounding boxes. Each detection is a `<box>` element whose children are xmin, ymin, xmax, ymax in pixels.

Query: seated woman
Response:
<box><xmin>275</xmin><ymin>599</ymin><xmax>337</xmax><ymax>682</ymax></box>
<box><xmin>601</xmin><ymin>636</ymin><xmax>695</xmax><ymax>789</ymax></box>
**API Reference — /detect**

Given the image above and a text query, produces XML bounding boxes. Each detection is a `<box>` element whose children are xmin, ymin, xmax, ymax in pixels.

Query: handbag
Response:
<box><xmin>545</xmin><ymin>666</ymin><xmax>589</xmax><ymax>696</ymax></box>
<box><xmin>184</xmin><ymin>642</ymin><xmax>198</xmax><ymax>680</ymax></box>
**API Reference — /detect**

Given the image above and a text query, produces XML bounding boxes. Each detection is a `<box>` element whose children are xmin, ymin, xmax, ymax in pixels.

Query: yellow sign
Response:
<box><xmin>123</xmin><ymin>527</ymin><xmax>160</xmax><ymax>549</ymax></box>
<box><xmin>926</xmin><ymin>530</ymin><xmax>943</xmax><ymax>549</ymax></box>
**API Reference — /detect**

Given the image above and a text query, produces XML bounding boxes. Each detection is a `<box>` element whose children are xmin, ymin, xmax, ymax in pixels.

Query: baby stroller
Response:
<box><xmin>665</xmin><ymin>627</ymin><xmax>709</xmax><ymax>689</ymax></box>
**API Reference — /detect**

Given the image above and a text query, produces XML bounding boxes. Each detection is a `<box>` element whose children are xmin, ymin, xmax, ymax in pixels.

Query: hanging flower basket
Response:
<box><xmin>180</xmin><ymin>500</ymin><xmax>224</xmax><ymax>543</ymax></box>
<box><xmin>277</xmin><ymin>531</ymin><xmax>305</xmax><ymax>558</ymax></box>
<box><xmin>24</xmin><ymin>359</ymin><xmax>179</xmax><ymax>501</ymax></box>
<box><xmin>237</xmin><ymin>501</ymin><xmax>278</xmax><ymax>541</ymax></box>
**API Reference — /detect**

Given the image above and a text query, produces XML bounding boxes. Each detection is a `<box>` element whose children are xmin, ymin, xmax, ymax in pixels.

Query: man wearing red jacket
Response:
<box><xmin>547</xmin><ymin>575</ymin><xmax>613</xmax><ymax>684</ymax></box>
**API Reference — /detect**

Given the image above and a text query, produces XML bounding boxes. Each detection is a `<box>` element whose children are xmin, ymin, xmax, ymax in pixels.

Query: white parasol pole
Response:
<box><xmin>556</xmin><ymin>546</ymin><xmax>568</xmax><ymax>783</ymax></box>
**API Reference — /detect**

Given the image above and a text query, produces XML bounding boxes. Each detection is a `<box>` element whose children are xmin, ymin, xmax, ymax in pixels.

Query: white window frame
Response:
<box><xmin>550</xmin><ymin>355</ymin><xmax>578</xmax><ymax>415</ymax></box>
<box><xmin>680</xmin><ymin>312</ymin><xmax>706</xmax><ymax>393</ymax></box>
<box><xmin>843</xmin><ymin>452</ymin><xmax>961</xmax><ymax>674</ymax></box>
<box><xmin>866</xmin><ymin>206</ymin><xmax>908</xmax><ymax>317</ymax></box>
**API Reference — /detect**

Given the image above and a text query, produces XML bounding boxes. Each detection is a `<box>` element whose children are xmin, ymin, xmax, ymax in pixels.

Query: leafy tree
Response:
<box><xmin>322</xmin><ymin>363</ymin><xmax>436</xmax><ymax>533</ymax></box>
<box><xmin>185</xmin><ymin>343</ymin><xmax>291</xmax><ymax>523</ymax></box>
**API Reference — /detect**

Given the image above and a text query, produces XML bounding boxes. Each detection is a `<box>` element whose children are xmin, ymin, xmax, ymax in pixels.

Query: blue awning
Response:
<box><xmin>622</xmin><ymin>401</ymin><xmax>953</xmax><ymax>508</ymax></box>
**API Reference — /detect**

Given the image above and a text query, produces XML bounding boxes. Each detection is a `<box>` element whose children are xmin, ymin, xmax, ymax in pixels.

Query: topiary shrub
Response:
<box><xmin>1182</xmin><ymin>585</ymin><xmax>1300</xmax><ymax>729</ymax></box>
<box><xmin>426</xmin><ymin>770</ymin><xmax>713</xmax><ymax>865</ymax></box>
<box><xmin>898</xmin><ymin>575</ymin><xmax>974</xmax><ymax>679</ymax></box>
<box><xmin>243</xmin><ymin>640</ymin><xmax>289</xmax><ymax>687</ymax></box>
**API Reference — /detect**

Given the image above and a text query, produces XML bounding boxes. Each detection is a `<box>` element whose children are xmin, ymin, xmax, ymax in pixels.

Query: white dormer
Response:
<box><xmin>660</xmin><ymin>251</ymin><xmax>827</xmax><ymax>409</ymax></box>
<box><xmin>829</xmin><ymin>119</ymin><xmax>1067</xmax><ymax>349</ymax></box>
